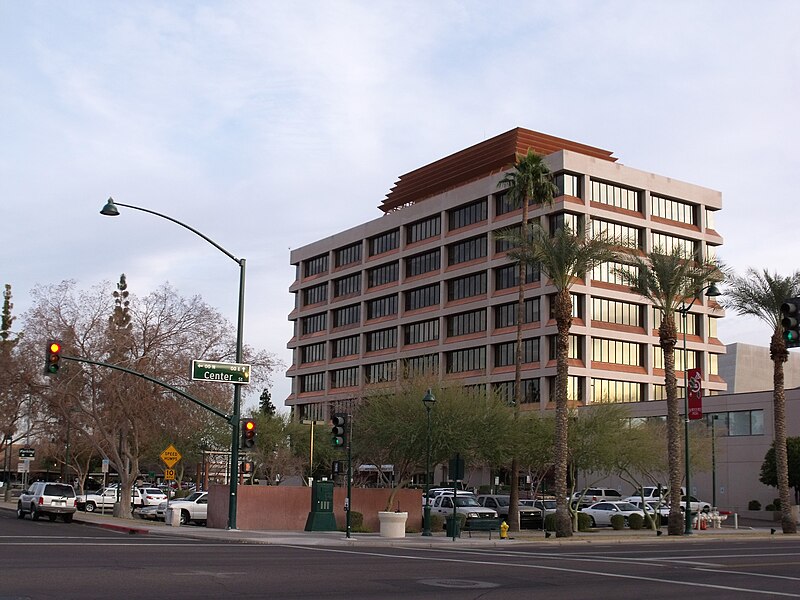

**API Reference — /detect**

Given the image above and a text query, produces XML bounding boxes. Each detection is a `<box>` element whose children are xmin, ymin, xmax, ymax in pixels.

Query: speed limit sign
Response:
<box><xmin>164</xmin><ymin>468</ymin><xmax>176</xmax><ymax>480</ymax></box>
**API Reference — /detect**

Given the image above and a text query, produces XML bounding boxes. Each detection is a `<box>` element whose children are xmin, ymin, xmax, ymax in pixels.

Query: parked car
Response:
<box><xmin>161</xmin><ymin>491</ymin><xmax>208</xmax><ymax>525</ymax></box>
<box><xmin>521</xmin><ymin>498</ymin><xmax>557</xmax><ymax>517</ymax></box>
<box><xmin>134</xmin><ymin>505</ymin><xmax>161</xmax><ymax>520</ymax></box>
<box><xmin>680</xmin><ymin>495</ymin><xmax>712</xmax><ymax>513</ymax></box>
<box><xmin>133</xmin><ymin>487</ymin><xmax>168</xmax><ymax>507</ymax></box>
<box><xmin>579</xmin><ymin>501</ymin><xmax>644</xmax><ymax>527</ymax></box>
<box><xmin>17</xmin><ymin>482</ymin><xmax>77</xmax><ymax>522</ymax></box>
<box><xmin>571</xmin><ymin>488</ymin><xmax>623</xmax><ymax>507</ymax></box>
<box><xmin>422</xmin><ymin>488</ymin><xmax>475</xmax><ymax>506</ymax></box>
<box><xmin>429</xmin><ymin>494</ymin><xmax>497</xmax><ymax>526</ymax></box>
<box><xmin>77</xmin><ymin>487</ymin><xmax>119</xmax><ymax>512</ymax></box>
<box><xmin>476</xmin><ymin>494</ymin><xmax>542</xmax><ymax>528</ymax></box>
<box><xmin>624</xmin><ymin>485</ymin><xmax>684</xmax><ymax>504</ymax></box>
<box><xmin>628</xmin><ymin>499</ymin><xmax>670</xmax><ymax>525</ymax></box>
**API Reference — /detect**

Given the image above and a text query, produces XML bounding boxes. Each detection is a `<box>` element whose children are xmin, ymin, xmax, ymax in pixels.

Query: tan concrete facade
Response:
<box><xmin>589</xmin><ymin>385</ymin><xmax>800</xmax><ymax>516</ymax></box>
<box><xmin>286</xmin><ymin>128</ymin><xmax>725</xmax><ymax>419</ymax></box>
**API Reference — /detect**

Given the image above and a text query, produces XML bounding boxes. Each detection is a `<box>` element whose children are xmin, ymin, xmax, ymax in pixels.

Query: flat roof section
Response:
<box><xmin>380</xmin><ymin>127</ymin><xmax>617</xmax><ymax>212</ymax></box>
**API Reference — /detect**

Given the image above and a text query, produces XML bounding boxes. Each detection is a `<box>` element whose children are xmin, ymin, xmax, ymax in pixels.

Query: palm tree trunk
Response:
<box><xmin>553</xmin><ymin>289</ymin><xmax>573</xmax><ymax>538</ymax></box>
<box><xmin>771</xmin><ymin>331</ymin><xmax>797</xmax><ymax>534</ymax></box>
<box><xmin>661</xmin><ymin>321</ymin><xmax>684</xmax><ymax>536</ymax></box>
<box><xmin>508</xmin><ymin>195</ymin><xmax>531</xmax><ymax>534</ymax></box>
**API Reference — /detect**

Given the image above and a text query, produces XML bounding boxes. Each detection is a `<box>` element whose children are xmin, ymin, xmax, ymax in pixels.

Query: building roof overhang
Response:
<box><xmin>379</xmin><ymin>127</ymin><xmax>617</xmax><ymax>213</ymax></box>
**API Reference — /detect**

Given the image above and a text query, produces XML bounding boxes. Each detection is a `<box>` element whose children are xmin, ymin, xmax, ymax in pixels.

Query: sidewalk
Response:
<box><xmin>1</xmin><ymin>500</ymin><xmax>777</xmax><ymax>548</ymax></box>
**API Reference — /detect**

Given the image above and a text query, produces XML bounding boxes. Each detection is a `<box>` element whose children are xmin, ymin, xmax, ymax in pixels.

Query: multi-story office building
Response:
<box><xmin>287</xmin><ymin>128</ymin><xmax>725</xmax><ymax>420</ymax></box>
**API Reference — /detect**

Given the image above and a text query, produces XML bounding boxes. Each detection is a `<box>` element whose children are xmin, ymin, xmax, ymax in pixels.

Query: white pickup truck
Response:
<box><xmin>76</xmin><ymin>487</ymin><xmax>119</xmax><ymax>512</ymax></box>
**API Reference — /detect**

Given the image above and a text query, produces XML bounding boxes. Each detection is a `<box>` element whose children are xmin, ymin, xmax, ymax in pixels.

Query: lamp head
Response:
<box><xmin>705</xmin><ymin>282</ymin><xmax>721</xmax><ymax>298</ymax></box>
<box><xmin>422</xmin><ymin>388</ymin><xmax>436</xmax><ymax>407</ymax></box>
<box><xmin>100</xmin><ymin>198</ymin><xmax>120</xmax><ymax>216</ymax></box>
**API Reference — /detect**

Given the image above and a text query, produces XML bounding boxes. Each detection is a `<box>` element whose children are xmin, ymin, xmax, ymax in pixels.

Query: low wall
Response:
<box><xmin>208</xmin><ymin>485</ymin><xmax>423</xmax><ymax>532</ymax></box>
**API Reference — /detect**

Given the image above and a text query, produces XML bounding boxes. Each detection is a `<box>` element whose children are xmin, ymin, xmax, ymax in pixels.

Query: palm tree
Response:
<box><xmin>501</xmin><ymin>222</ymin><xmax>616</xmax><ymax>537</ymax></box>
<box><xmin>615</xmin><ymin>248</ymin><xmax>720</xmax><ymax>535</ymax></box>
<box><xmin>722</xmin><ymin>268</ymin><xmax>800</xmax><ymax>534</ymax></box>
<box><xmin>496</xmin><ymin>150</ymin><xmax>557</xmax><ymax>532</ymax></box>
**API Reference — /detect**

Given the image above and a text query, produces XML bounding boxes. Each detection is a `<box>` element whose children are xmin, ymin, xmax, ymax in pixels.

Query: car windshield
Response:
<box><xmin>495</xmin><ymin>497</ymin><xmax>510</xmax><ymax>507</ymax></box>
<box><xmin>44</xmin><ymin>484</ymin><xmax>75</xmax><ymax>497</ymax></box>
<box><xmin>184</xmin><ymin>492</ymin><xmax>204</xmax><ymax>502</ymax></box>
<box><xmin>454</xmin><ymin>497</ymin><xmax>480</xmax><ymax>507</ymax></box>
<box><xmin>143</xmin><ymin>488</ymin><xmax>162</xmax><ymax>494</ymax></box>
<box><xmin>540</xmin><ymin>500</ymin><xmax>556</xmax><ymax>509</ymax></box>
<box><xmin>615</xmin><ymin>502</ymin><xmax>639</xmax><ymax>511</ymax></box>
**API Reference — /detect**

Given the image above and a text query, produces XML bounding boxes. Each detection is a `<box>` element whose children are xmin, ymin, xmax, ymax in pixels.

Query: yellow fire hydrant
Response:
<box><xmin>500</xmin><ymin>520</ymin><xmax>509</xmax><ymax>540</ymax></box>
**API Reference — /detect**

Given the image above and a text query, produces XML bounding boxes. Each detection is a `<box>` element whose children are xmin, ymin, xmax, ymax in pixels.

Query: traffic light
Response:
<box><xmin>331</xmin><ymin>413</ymin><xmax>347</xmax><ymax>448</ymax></box>
<box><xmin>240</xmin><ymin>419</ymin><xmax>256</xmax><ymax>449</ymax></box>
<box><xmin>241</xmin><ymin>460</ymin><xmax>254</xmax><ymax>475</ymax></box>
<box><xmin>45</xmin><ymin>341</ymin><xmax>62</xmax><ymax>375</ymax></box>
<box><xmin>781</xmin><ymin>297</ymin><xmax>800</xmax><ymax>348</ymax></box>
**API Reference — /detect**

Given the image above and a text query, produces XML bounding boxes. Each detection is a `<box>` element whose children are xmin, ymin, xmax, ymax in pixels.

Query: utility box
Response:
<box><xmin>304</xmin><ymin>480</ymin><xmax>337</xmax><ymax>532</ymax></box>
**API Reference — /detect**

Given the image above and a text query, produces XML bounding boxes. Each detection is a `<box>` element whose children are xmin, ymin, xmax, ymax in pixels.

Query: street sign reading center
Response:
<box><xmin>191</xmin><ymin>360</ymin><xmax>251</xmax><ymax>384</ymax></box>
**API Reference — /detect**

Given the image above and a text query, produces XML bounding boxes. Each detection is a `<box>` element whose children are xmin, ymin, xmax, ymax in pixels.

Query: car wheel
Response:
<box><xmin>623</xmin><ymin>516</ymin><xmax>630</xmax><ymax>527</ymax></box>
<box><xmin>48</xmin><ymin>514</ymin><xmax>57</xmax><ymax>522</ymax></box>
<box><xmin>180</xmin><ymin>510</ymin><xmax>190</xmax><ymax>525</ymax></box>
<box><xmin>31</xmin><ymin>506</ymin><xmax>40</xmax><ymax>521</ymax></box>
<box><xmin>16</xmin><ymin>504</ymin><xmax>25</xmax><ymax>519</ymax></box>
<box><xmin>63</xmin><ymin>514</ymin><xmax>73</xmax><ymax>523</ymax></box>
<box><xmin>589</xmin><ymin>516</ymin><xmax>596</xmax><ymax>527</ymax></box>
<box><xmin>85</xmin><ymin>502</ymin><xmax>96</xmax><ymax>513</ymax></box>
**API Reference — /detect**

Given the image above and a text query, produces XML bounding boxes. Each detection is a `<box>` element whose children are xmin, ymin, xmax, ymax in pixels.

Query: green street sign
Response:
<box><xmin>191</xmin><ymin>360</ymin><xmax>251</xmax><ymax>384</ymax></box>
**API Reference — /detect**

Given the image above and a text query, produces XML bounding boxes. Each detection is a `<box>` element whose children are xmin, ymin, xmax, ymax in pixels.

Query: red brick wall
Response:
<box><xmin>208</xmin><ymin>485</ymin><xmax>423</xmax><ymax>532</ymax></box>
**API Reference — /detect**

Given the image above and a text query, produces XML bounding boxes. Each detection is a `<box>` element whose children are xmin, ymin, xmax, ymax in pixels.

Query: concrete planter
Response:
<box><xmin>378</xmin><ymin>511</ymin><xmax>407</xmax><ymax>538</ymax></box>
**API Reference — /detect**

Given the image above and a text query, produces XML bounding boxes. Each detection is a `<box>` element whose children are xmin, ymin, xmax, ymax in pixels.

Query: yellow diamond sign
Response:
<box><xmin>160</xmin><ymin>444</ymin><xmax>181</xmax><ymax>468</ymax></box>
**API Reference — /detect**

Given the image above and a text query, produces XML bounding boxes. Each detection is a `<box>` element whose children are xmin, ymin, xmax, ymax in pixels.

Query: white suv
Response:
<box><xmin>17</xmin><ymin>482</ymin><xmax>77</xmax><ymax>523</ymax></box>
<box><xmin>571</xmin><ymin>488</ymin><xmax>623</xmax><ymax>507</ymax></box>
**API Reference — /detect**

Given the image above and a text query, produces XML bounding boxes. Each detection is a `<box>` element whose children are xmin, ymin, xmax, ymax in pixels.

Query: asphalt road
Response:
<box><xmin>3</xmin><ymin>510</ymin><xmax>800</xmax><ymax>599</ymax></box>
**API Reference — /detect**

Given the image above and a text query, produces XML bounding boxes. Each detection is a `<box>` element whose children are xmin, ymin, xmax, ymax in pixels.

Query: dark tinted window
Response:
<box><xmin>44</xmin><ymin>484</ymin><xmax>75</xmax><ymax>497</ymax></box>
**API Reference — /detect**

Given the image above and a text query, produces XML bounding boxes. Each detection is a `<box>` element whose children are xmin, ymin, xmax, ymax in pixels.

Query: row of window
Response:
<box><xmin>299</xmin><ymin>372</ymin><xmax>736</xmax><ymax>416</ymax></box>
<box><xmin>302</xmin><ymin>174</ymin><xmax>716</xmax><ymax>277</ymax></box>
<box><xmin>303</xmin><ymin>291</ymin><xmax>718</xmax><ymax>340</ymax></box>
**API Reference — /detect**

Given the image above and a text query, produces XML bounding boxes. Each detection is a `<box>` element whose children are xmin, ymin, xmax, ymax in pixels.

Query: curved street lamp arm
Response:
<box><xmin>104</xmin><ymin>199</ymin><xmax>242</xmax><ymax>266</ymax></box>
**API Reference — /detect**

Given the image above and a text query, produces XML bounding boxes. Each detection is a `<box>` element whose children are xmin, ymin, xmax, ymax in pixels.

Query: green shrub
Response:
<box><xmin>628</xmin><ymin>513</ymin><xmax>644</xmax><ymax>530</ymax></box>
<box><xmin>430</xmin><ymin>514</ymin><xmax>444</xmax><ymax>531</ymax></box>
<box><xmin>340</xmin><ymin>511</ymin><xmax>371</xmax><ymax>533</ymax></box>
<box><xmin>544</xmin><ymin>513</ymin><xmax>556</xmax><ymax>532</ymax></box>
<box><xmin>748</xmin><ymin>500</ymin><xmax>761</xmax><ymax>511</ymax></box>
<box><xmin>773</xmin><ymin>498</ymin><xmax>782</xmax><ymax>511</ymax></box>
<box><xmin>577</xmin><ymin>512</ymin><xmax>592</xmax><ymax>531</ymax></box>
<box><xmin>766</xmin><ymin>504</ymin><xmax>776</xmax><ymax>511</ymax></box>
<box><xmin>610</xmin><ymin>514</ymin><xmax>625</xmax><ymax>530</ymax></box>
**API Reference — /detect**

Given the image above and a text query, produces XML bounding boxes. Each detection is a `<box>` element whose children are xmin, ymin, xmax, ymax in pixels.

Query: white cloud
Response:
<box><xmin>3</xmin><ymin>0</ymin><xmax>800</xmax><ymax>409</ymax></box>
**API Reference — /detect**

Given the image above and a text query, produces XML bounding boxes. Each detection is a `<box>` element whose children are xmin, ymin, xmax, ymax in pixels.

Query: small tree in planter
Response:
<box><xmin>351</xmin><ymin>376</ymin><xmax>515</xmax><ymax>512</ymax></box>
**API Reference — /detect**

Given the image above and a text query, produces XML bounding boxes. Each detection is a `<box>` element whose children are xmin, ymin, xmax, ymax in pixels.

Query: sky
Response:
<box><xmin>2</xmin><ymin>1</ymin><xmax>799</xmax><ymax>412</ymax></box>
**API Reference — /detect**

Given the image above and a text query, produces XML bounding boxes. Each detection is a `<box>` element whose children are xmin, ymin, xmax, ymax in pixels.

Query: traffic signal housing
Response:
<box><xmin>781</xmin><ymin>297</ymin><xmax>800</xmax><ymax>349</ymax></box>
<box><xmin>240</xmin><ymin>418</ymin><xmax>256</xmax><ymax>449</ymax></box>
<box><xmin>45</xmin><ymin>341</ymin><xmax>62</xmax><ymax>375</ymax></box>
<box><xmin>331</xmin><ymin>413</ymin><xmax>347</xmax><ymax>448</ymax></box>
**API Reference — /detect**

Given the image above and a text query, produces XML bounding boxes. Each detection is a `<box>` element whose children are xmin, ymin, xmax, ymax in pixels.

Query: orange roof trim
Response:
<box><xmin>380</xmin><ymin>127</ymin><xmax>617</xmax><ymax>212</ymax></box>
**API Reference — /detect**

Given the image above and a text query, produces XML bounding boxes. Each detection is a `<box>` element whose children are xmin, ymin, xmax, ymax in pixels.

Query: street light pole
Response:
<box><xmin>422</xmin><ymin>389</ymin><xmax>436</xmax><ymax>537</ymax></box>
<box><xmin>676</xmin><ymin>282</ymin><xmax>720</xmax><ymax>535</ymax></box>
<box><xmin>711</xmin><ymin>414</ymin><xmax>718</xmax><ymax>509</ymax></box>
<box><xmin>100</xmin><ymin>197</ymin><xmax>246</xmax><ymax>530</ymax></box>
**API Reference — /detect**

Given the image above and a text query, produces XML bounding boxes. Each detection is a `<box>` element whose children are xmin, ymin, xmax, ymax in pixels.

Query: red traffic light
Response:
<box><xmin>49</xmin><ymin>342</ymin><xmax>61</xmax><ymax>353</ymax></box>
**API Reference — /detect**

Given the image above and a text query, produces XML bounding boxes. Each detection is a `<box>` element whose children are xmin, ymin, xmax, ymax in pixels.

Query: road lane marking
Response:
<box><xmin>277</xmin><ymin>545</ymin><xmax>800</xmax><ymax>597</ymax></box>
<box><xmin>694</xmin><ymin>568</ymin><xmax>800</xmax><ymax>582</ymax></box>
